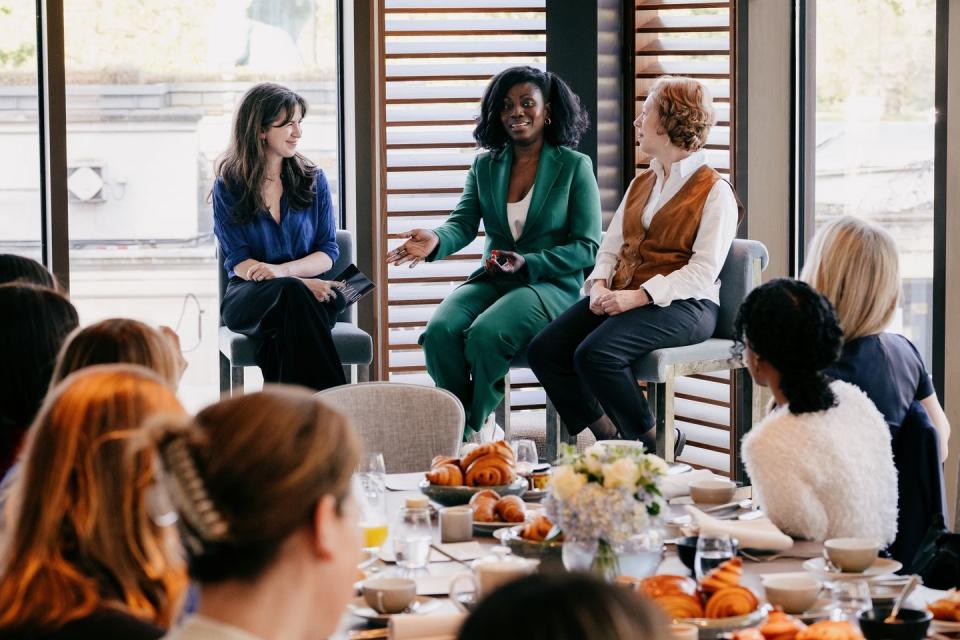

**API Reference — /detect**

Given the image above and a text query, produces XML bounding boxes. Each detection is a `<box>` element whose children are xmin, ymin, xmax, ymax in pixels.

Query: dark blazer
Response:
<box><xmin>430</xmin><ymin>143</ymin><xmax>602</xmax><ymax>319</ymax></box>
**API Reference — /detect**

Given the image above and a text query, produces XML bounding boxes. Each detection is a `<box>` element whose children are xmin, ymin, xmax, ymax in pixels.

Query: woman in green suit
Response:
<box><xmin>387</xmin><ymin>66</ymin><xmax>602</xmax><ymax>440</ymax></box>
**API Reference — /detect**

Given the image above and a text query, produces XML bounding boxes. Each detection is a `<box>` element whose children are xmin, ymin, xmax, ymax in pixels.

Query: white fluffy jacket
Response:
<box><xmin>741</xmin><ymin>380</ymin><xmax>898</xmax><ymax>544</ymax></box>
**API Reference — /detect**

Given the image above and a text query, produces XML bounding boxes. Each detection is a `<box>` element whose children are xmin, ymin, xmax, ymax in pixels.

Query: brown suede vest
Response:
<box><xmin>610</xmin><ymin>165</ymin><xmax>723</xmax><ymax>291</ymax></box>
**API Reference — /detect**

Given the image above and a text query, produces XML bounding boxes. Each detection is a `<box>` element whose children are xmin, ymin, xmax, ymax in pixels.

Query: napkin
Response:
<box><xmin>686</xmin><ymin>505</ymin><xmax>794</xmax><ymax>551</ymax></box>
<box><xmin>385</xmin><ymin>473</ymin><xmax>426</xmax><ymax>492</ymax></box>
<box><xmin>389</xmin><ymin>612</ymin><xmax>465</xmax><ymax>640</ymax></box>
<box><xmin>660</xmin><ymin>469</ymin><xmax>725</xmax><ymax>499</ymax></box>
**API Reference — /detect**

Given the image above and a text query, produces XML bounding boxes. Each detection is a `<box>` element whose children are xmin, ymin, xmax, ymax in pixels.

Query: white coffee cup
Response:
<box><xmin>824</xmin><ymin>538</ymin><xmax>880</xmax><ymax>573</ymax></box>
<box><xmin>362</xmin><ymin>577</ymin><xmax>416</xmax><ymax>614</ymax></box>
<box><xmin>440</xmin><ymin>506</ymin><xmax>473</xmax><ymax>543</ymax></box>
<box><xmin>762</xmin><ymin>575</ymin><xmax>822</xmax><ymax>614</ymax></box>
<box><xmin>449</xmin><ymin>553</ymin><xmax>539</xmax><ymax>604</ymax></box>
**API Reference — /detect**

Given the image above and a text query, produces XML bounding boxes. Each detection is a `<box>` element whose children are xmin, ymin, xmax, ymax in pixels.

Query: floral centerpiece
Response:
<box><xmin>544</xmin><ymin>443</ymin><xmax>668</xmax><ymax>579</ymax></box>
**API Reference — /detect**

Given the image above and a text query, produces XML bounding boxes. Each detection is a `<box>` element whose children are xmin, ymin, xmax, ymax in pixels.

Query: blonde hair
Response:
<box><xmin>800</xmin><ymin>216</ymin><xmax>901</xmax><ymax>341</ymax></box>
<box><xmin>648</xmin><ymin>76</ymin><xmax>716</xmax><ymax>151</ymax></box>
<box><xmin>148</xmin><ymin>386</ymin><xmax>361</xmax><ymax>584</ymax></box>
<box><xmin>52</xmin><ymin>318</ymin><xmax>181</xmax><ymax>388</ymax></box>
<box><xmin>0</xmin><ymin>364</ymin><xmax>188</xmax><ymax>631</ymax></box>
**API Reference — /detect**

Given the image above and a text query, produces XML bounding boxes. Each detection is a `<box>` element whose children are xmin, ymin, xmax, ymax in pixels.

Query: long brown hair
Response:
<box><xmin>52</xmin><ymin>318</ymin><xmax>181</xmax><ymax>388</ymax></box>
<box><xmin>214</xmin><ymin>82</ymin><xmax>316</xmax><ymax>223</ymax></box>
<box><xmin>149</xmin><ymin>386</ymin><xmax>360</xmax><ymax>583</ymax></box>
<box><xmin>0</xmin><ymin>365</ymin><xmax>188</xmax><ymax>631</ymax></box>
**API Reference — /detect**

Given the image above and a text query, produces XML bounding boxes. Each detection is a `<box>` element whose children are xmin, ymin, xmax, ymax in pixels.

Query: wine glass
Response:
<box><xmin>511</xmin><ymin>439</ymin><xmax>538</xmax><ymax>475</ymax></box>
<box><xmin>694</xmin><ymin>533</ymin><xmax>735</xmax><ymax>580</ymax></box>
<box><xmin>827</xmin><ymin>580</ymin><xmax>871</xmax><ymax>622</ymax></box>
<box><xmin>359</xmin><ymin>451</ymin><xmax>386</xmax><ymax>476</ymax></box>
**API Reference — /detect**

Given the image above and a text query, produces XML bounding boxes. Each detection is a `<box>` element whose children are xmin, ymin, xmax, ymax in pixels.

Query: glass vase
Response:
<box><xmin>562</xmin><ymin>530</ymin><xmax>664</xmax><ymax>581</ymax></box>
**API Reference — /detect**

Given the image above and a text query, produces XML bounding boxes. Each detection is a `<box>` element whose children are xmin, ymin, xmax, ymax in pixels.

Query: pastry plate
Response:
<box><xmin>801</xmin><ymin>557</ymin><xmax>902</xmax><ymax>581</ymax></box>
<box><xmin>676</xmin><ymin>606</ymin><xmax>770</xmax><ymax>640</ymax></box>
<box><xmin>932</xmin><ymin>619</ymin><xmax>960</xmax><ymax>632</ymax></box>
<box><xmin>419</xmin><ymin>478</ymin><xmax>527</xmax><ymax>507</ymax></box>
<box><xmin>347</xmin><ymin>595</ymin><xmax>442</xmax><ymax>626</ymax></box>
<box><xmin>473</xmin><ymin>520</ymin><xmax>519</xmax><ymax>535</ymax></box>
<box><xmin>493</xmin><ymin>525</ymin><xmax>563</xmax><ymax>560</ymax></box>
<box><xmin>522</xmin><ymin>488</ymin><xmax>547</xmax><ymax>502</ymax></box>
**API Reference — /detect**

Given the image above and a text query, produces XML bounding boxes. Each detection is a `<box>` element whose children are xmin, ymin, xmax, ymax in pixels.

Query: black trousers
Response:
<box><xmin>221</xmin><ymin>277</ymin><xmax>346</xmax><ymax>391</ymax></box>
<box><xmin>528</xmin><ymin>297</ymin><xmax>719</xmax><ymax>444</ymax></box>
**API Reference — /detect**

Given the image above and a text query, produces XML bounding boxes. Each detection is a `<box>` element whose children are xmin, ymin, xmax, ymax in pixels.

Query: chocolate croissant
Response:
<box><xmin>426</xmin><ymin>463</ymin><xmax>463</xmax><ymax>486</ymax></box>
<box><xmin>700</xmin><ymin>556</ymin><xmax>743</xmax><ymax>593</ymax></box>
<box><xmin>465</xmin><ymin>454</ymin><xmax>516</xmax><ymax>486</ymax></box>
<box><xmin>495</xmin><ymin>495</ymin><xmax>526</xmax><ymax>523</ymax></box>
<box><xmin>652</xmin><ymin>592</ymin><xmax>705</xmax><ymax>619</ymax></box>
<box><xmin>704</xmin><ymin>585</ymin><xmax>758</xmax><ymax>618</ymax></box>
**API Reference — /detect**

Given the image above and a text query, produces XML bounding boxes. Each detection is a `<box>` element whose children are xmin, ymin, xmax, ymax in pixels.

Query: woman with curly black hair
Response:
<box><xmin>213</xmin><ymin>83</ymin><xmax>346</xmax><ymax>391</ymax></box>
<box><xmin>387</xmin><ymin>66</ymin><xmax>601</xmax><ymax>440</ymax></box>
<box><xmin>736</xmin><ymin>278</ymin><xmax>898</xmax><ymax>543</ymax></box>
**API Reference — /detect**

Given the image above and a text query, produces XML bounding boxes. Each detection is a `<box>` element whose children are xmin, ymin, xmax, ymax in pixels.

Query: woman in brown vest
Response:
<box><xmin>528</xmin><ymin>77</ymin><xmax>740</xmax><ymax>454</ymax></box>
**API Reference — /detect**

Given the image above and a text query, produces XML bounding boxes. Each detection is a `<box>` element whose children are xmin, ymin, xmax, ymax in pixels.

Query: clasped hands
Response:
<box><xmin>589</xmin><ymin>281</ymin><xmax>650</xmax><ymax>316</ymax></box>
<box><xmin>245</xmin><ymin>262</ymin><xmax>344</xmax><ymax>303</ymax></box>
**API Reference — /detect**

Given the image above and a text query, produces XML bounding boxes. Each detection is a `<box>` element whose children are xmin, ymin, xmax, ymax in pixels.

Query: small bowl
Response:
<box><xmin>858</xmin><ymin>608</ymin><xmax>932</xmax><ymax>640</ymax></box>
<box><xmin>689</xmin><ymin>479</ymin><xmax>737</xmax><ymax>504</ymax></box>
<box><xmin>762</xmin><ymin>575</ymin><xmax>822</xmax><ymax>614</ymax></box>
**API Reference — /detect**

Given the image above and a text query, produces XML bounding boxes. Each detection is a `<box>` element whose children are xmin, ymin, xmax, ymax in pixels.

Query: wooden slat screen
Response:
<box><xmin>633</xmin><ymin>0</ymin><xmax>738</xmax><ymax>476</ymax></box>
<box><xmin>379</xmin><ymin>0</ymin><xmax>547</xmax><ymax>402</ymax></box>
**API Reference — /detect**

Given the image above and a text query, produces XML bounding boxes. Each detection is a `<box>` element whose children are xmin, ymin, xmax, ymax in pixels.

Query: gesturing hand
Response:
<box><xmin>299</xmin><ymin>278</ymin><xmax>345</xmax><ymax>303</ymax></box>
<box><xmin>485</xmin><ymin>250</ymin><xmax>525</xmax><ymax>275</ymax></box>
<box><xmin>588</xmin><ymin>280</ymin><xmax>610</xmax><ymax>315</ymax></box>
<box><xmin>597</xmin><ymin>288</ymin><xmax>650</xmax><ymax>316</ymax></box>
<box><xmin>386</xmin><ymin>229</ymin><xmax>440</xmax><ymax>268</ymax></box>
<box><xmin>246</xmin><ymin>262</ymin><xmax>289</xmax><ymax>282</ymax></box>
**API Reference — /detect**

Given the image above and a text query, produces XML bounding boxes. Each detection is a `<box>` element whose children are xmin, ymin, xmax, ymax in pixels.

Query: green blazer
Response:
<box><xmin>430</xmin><ymin>143</ymin><xmax>602</xmax><ymax>320</ymax></box>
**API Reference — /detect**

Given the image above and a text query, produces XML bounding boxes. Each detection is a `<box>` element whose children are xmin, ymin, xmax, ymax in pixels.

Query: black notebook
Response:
<box><xmin>331</xmin><ymin>264</ymin><xmax>376</xmax><ymax>307</ymax></box>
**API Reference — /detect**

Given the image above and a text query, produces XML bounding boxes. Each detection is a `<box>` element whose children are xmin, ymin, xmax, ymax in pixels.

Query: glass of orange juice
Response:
<box><xmin>356</xmin><ymin>467</ymin><xmax>388</xmax><ymax>553</ymax></box>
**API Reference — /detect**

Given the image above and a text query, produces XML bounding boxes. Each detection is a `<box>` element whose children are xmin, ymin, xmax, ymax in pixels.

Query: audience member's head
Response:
<box><xmin>641</xmin><ymin>76</ymin><xmax>716</xmax><ymax>154</ymax></box>
<box><xmin>0</xmin><ymin>283</ymin><xmax>79</xmax><ymax>476</ymax></box>
<box><xmin>0</xmin><ymin>365</ymin><xmax>187</xmax><ymax>632</ymax></box>
<box><xmin>800</xmin><ymin>215</ymin><xmax>901</xmax><ymax>342</ymax></box>
<box><xmin>734</xmin><ymin>278</ymin><xmax>844</xmax><ymax>414</ymax></box>
<box><xmin>149</xmin><ymin>387</ymin><xmax>362</xmax><ymax>638</ymax></box>
<box><xmin>52</xmin><ymin>318</ymin><xmax>183</xmax><ymax>388</ymax></box>
<box><xmin>0</xmin><ymin>253</ymin><xmax>56</xmax><ymax>288</ymax></box>
<box><xmin>458</xmin><ymin>573</ymin><xmax>670</xmax><ymax>640</ymax></box>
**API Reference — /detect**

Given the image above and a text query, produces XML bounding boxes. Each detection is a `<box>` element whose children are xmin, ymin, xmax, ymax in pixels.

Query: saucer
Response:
<box><xmin>801</xmin><ymin>557</ymin><xmax>902</xmax><ymax>581</ymax></box>
<box><xmin>347</xmin><ymin>595</ymin><xmax>442</xmax><ymax>626</ymax></box>
<box><xmin>473</xmin><ymin>520</ymin><xmax>517</xmax><ymax>535</ymax></box>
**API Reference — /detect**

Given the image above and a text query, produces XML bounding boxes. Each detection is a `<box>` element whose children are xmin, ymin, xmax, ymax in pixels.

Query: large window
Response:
<box><xmin>812</xmin><ymin>0</ymin><xmax>936</xmax><ymax>366</ymax></box>
<box><xmin>0</xmin><ymin>0</ymin><xmax>42</xmax><ymax>261</ymax></box>
<box><xmin>49</xmin><ymin>0</ymin><xmax>340</xmax><ymax>410</ymax></box>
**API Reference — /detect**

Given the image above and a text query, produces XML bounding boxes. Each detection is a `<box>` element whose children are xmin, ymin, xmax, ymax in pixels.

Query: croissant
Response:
<box><xmin>431</xmin><ymin>455</ymin><xmax>461</xmax><ymax>470</ymax></box>
<box><xmin>496</xmin><ymin>495</ymin><xmax>526</xmax><ymax>523</ymax></box>
<box><xmin>465</xmin><ymin>454</ymin><xmax>516</xmax><ymax>486</ymax></box>
<box><xmin>700</xmin><ymin>556</ymin><xmax>743</xmax><ymax>593</ymax></box>
<box><xmin>929</xmin><ymin>591</ymin><xmax>960</xmax><ymax>621</ymax></box>
<box><xmin>704</xmin><ymin>586</ymin><xmax>759</xmax><ymax>618</ymax></box>
<box><xmin>733</xmin><ymin>630</ymin><xmax>765</xmax><ymax>640</ymax></box>
<box><xmin>760</xmin><ymin>610</ymin><xmax>807</xmax><ymax>640</ymax></box>
<box><xmin>638</xmin><ymin>575</ymin><xmax>698</xmax><ymax>599</ymax></box>
<box><xmin>425</xmin><ymin>463</ymin><xmax>463</xmax><ymax>486</ymax></box>
<box><xmin>652</xmin><ymin>592</ymin><xmax>704</xmax><ymax>619</ymax></box>
<box><xmin>521</xmin><ymin>515</ymin><xmax>557</xmax><ymax>542</ymax></box>
<box><xmin>469</xmin><ymin>490</ymin><xmax>500</xmax><ymax>523</ymax></box>
<box><xmin>795</xmin><ymin>621</ymin><xmax>863</xmax><ymax>640</ymax></box>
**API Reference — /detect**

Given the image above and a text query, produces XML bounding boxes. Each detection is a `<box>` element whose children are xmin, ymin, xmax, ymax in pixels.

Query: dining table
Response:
<box><xmin>336</xmin><ymin>472</ymin><xmax>926</xmax><ymax>640</ymax></box>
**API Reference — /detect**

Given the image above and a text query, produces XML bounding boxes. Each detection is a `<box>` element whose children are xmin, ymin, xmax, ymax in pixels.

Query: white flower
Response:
<box><xmin>602</xmin><ymin>458</ymin><xmax>640</xmax><ymax>490</ymax></box>
<box><xmin>645</xmin><ymin>454</ymin><xmax>669</xmax><ymax>477</ymax></box>
<box><xmin>551</xmin><ymin>465</ymin><xmax>588</xmax><ymax>500</ymax></box>
<box><xmin>583</xmin><ymin>448</ymin><xmax>604</xmax><ymax>475</ymax></box>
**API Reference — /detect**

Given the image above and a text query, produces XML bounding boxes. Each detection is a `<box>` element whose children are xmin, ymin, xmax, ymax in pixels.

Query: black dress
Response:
<box><xmin>0</xmin><ymin>608</ymin><xmax>164</xmax><ymax>640</ymax></box>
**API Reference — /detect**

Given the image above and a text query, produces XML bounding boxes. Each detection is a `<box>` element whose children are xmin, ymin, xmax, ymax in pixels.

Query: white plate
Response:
<box><xmin>473</xmin><ymin>520</ymin><xmax>519</xmax><ymax>535</ymax></box>
<box><xmin>932</xmin><ymin>619</ymin><xmax>960</xmax><ymax>632</ymax></box>
<box><xmin>801</xmin><ymin>557</ymin><xmax>902</xmax><ymax>581</ymax></box>
<box><xmin>347</xmin><ymin>595</ymin><xmax>442</xmax><ymax>625</ymax></box>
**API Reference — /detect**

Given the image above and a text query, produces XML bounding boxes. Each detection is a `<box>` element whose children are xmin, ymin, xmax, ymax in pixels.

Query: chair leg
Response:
<box><xmin>231</xmin><ymin>366</ymin><xmax>245</xmax><ymax>396</ymax></box>
<box><xmin>496</xmin><ymin>371</ymin><xmax>511</xmax><ymax>441</ymax></box>
<box><xmin>357</xmin><ymin>364</ymin><xmax>370</xmax><ymax>383</ymax></box>
<box><xmin>219</xmin><ymin>353</ymin><xmax>231</xmax><ymax>394</ymax></box>
<box><xmin>342</xmin><ymin>365</ymin><xmax>352</xmax><ymax>384</ymax></box>
<box><xmin>545</xmin><ymin>398</ymin><xmax>560</xmax><ymax>463</ymax></box>
<box><xmin>731</xmin><ymin>366</ymin><xmax>754</xmax><ymax>484</ymax></box>
<box><xmin>653</xmin><ymin>371</ymin><xmax>677</xmax><ymax>462</ymax></box>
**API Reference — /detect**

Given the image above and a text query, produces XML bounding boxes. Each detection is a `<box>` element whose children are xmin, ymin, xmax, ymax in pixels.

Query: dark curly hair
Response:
<box><xmin>214</xmin><ymin>83</ymin><xmax>316</xmax><ymax>224</ymax></box>
<box><xmin>733</xmin><ymin>278</ymin><xmax>843</xmax><ymax>415</ymax></box>
<box><xmin>473</xmin><ymin>66</ymin><xmax>590</xmax><ymax>156</ymax></box>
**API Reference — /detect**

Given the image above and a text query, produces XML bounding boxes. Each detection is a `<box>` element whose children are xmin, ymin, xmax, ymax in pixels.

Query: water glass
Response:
<box><xmin>511</xmin><ymin>439</ymin><xmax>538</xmax><ymax>474</ymax></box>
<box><xmin>359</xmin><ymin>452</ymin><xmax>386</xmax><ymax>477</ymax></box>
<box><xmin>694</xmin><ymin>533</ymin><xmax>735</xmax><ymax>580</ymax></box>
<box><xmin>393</xmin><ymin>506</ymin><xmax>433</xmax><ymax>570</ymax></box>
<box><xmin>827</xmin><ymin>580</ymin><xmax>871</xmax><ymax>623</ymax></box>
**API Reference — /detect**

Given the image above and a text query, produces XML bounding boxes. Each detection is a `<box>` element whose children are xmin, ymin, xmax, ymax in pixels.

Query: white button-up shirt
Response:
<box><xmin>585</xmin><ymin>150</ymin><xmax>738</xmax><ymax>307</ymax></box>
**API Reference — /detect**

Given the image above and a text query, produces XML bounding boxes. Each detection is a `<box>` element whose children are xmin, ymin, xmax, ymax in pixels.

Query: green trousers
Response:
<box><xmin>420</xmin><ymin>277</ymin><xmax>551</xmax><ymax>438</ymax></box>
